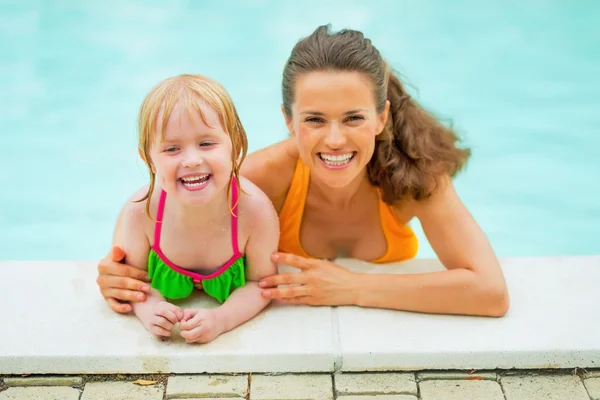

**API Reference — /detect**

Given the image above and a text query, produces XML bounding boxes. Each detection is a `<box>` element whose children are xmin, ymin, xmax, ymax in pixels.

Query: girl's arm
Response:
<box><xmin>180</xmin><ymin>186</ymin><xmax>280</xmax><ymax>343</ymax></box>
<box><xmin>122</xmin><ymin>202</ymin><xmax>182</xmax><ymax>336</ymax></box>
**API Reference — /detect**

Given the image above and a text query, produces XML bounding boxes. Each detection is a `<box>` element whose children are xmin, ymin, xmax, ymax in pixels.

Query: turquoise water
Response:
<box><xmin>1</xmin><ymin>1</ymin><xmax>598</xmax><ymax>260</ymax></box>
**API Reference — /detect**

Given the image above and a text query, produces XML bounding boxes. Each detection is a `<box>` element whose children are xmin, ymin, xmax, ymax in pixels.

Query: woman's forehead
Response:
<box><xmin>293</xmin><ymin>71</ymin><xmax>375</xmax><ymax>112</ymax></box>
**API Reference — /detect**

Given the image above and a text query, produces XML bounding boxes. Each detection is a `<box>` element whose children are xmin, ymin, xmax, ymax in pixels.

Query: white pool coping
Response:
<box><xmin>1</xmin><ymin>256</ymin><xmax>599</xmax><ymax>374</ymax></box>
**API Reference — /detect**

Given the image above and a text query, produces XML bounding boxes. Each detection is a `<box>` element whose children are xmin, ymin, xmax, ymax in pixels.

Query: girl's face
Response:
<box><xmin>284</xmin><ymin>71</ymin><xmax>389</xmax><ymax>189</ymax></box>
<box><xmin>149</xmin><ymin>103</ymin><xmax>233</xmax><ymax>206</ymax></box>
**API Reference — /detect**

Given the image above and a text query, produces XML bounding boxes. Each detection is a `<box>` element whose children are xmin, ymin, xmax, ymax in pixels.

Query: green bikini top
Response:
<box><xmin>148</xmin><ymin>179</ymin><xmax>246</xmax><ymax>303</ymax></box>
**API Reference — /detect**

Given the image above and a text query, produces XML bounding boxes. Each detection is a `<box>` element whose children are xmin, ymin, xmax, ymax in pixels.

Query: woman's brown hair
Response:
<box><xmin>282</xmin><ymin>25</ymin><xmax>470</xmax><ymax>203</ymax></box>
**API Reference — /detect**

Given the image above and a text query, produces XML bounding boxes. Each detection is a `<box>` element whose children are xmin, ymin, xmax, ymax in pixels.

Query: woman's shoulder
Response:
<box><xmin>240</xmin><ymin>138</ymin><xmax>299</xmax><ymax>210</ymax></box>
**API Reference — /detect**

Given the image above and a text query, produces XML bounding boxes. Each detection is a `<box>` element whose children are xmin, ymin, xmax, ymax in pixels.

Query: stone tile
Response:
<box><xmin>166</xmin><ymin>374</ymin><xmax>247</xmax><ymax>398</ymax></box>
<box><xmin>417</xmin><ymin>371</ymin><xmax>497</xmax><ymax>381</ymax></box>
<box><xmin>419</xmin><ymin>380</ymin><xmax>504</xmax><ymax>400</ymax></box>
<box><xmin>502</xmin><ymin>374</ymin><xmax>589</xmax><ymax>400</ymax></box>
<box><xmin>251</xmin><ymin>374</ymin><xmax>333</xmax><ymax>400</ymax></box>
<box><xmin>4</xmin><ymin>377</ymin><xmax>82</xmax><ymax>387</ymax></box>
<box><xmin>584</xmin><ymin>377</ymin><xmax>600</xmax><ymax>400</ymax></box>
<box><xmin>0</xmin><ymin>387</ymin><xmax>81</xmax><ymax>400</ymax></box>
<box><xmin>81</xmin><ymin>381</ymin><xmax>164</xmax><ymax>400</ymax></box>
<box><xmin>0</xmin><ymin>261</ymin><xmax>336</xmax><ymax>374</ymax></box>
<box><xmin>336</xmin><ymin>256</ymin><xmax>600</xmax><ymax>370</ymax></box>
<box><xmin>584</xmin><ymin>370</ymin><xmax>600</xmax><ymax>379</ymax></box>
<box><xmin>338</xmin><ymin>396</ymin><xmax>416</xmax><ymax>400</ymax></box>
<box><xmin>335</xmin><ymin>373</ymin><xmax>417</xmax><ymax>395</ymax></box>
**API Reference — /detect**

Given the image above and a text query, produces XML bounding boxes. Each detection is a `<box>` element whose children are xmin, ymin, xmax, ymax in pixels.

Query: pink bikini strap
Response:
<box><xmin>231</xmin><ymin>178</ymin><xmax>240</xmax><ymax>256</ymax></box>
<box><xmin>154</xmin><ymin>180</ymin><xmax>239</xmax><ymax>255</ymax></box>
<box><xmin>154</xmin><ymin>190</ymin><xmax>168</xmax><ymax>248</ymax></box>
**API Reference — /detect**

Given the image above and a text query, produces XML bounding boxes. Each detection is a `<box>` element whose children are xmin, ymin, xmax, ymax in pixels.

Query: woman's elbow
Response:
<box><xmin>480</xmin><ymin>280</ymin><xmax>510</xmax><ymax>317</ymax></box>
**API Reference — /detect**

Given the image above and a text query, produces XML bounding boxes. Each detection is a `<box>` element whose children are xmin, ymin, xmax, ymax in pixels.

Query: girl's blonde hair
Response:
<box><xmin>136</xmin><ymin>74</ymin><xmax>248</xmax><ymax>218</ymax></box>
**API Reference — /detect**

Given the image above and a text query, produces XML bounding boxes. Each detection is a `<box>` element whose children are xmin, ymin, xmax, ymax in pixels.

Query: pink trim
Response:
<box><xmin>154</xmin><ymin>190</ymin><xmax>167</xmax><ymax>248</ymax></box>
<box><xmin>151</xmin><ymin>178</ymin><xmax>242</xmax><ymax>283</ymax></box>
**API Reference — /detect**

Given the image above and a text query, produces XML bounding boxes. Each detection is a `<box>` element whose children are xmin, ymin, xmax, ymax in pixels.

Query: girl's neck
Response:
<box><xmin>163</xmin><ymin>187</ymin><xmax>232</xmax><ymax>227</ymax></box>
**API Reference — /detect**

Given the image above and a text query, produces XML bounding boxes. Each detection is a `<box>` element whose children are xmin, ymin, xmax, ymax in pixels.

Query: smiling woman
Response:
<box><xmin>97</xmin><ymin>25</ymin><xmax>510</xmax><ymax>317</ymax></box>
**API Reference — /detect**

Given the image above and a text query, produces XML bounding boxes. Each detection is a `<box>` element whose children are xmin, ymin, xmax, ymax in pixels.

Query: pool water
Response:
<box><xmin>1</xmin><ymin>1</ymin><xmax>599</xmax><ymax>260</ymax></box>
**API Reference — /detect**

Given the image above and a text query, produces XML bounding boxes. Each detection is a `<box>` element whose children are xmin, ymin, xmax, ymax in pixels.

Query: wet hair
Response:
<box><xmin>282</xmin><ymin>25</ymin><xmax>471</xmax><ymax>203</ymax></box>
<box><xmin>136</xmin><ymin>74</ymin><xmax>248</xmax><ymax>218</ymax></box>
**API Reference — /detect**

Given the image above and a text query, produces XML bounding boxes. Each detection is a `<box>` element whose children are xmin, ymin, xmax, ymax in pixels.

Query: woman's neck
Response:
<box><xmin>309</xmin><ymin>169</ymin><xmax>372</xmax><ymax>210</ymax></box>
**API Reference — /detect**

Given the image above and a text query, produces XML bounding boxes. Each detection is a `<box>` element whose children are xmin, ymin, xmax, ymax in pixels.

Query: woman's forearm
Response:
<box><xmin>354</xmin><ymin>268</ymin><xmax>509</xmax><ymax>317</ymax></box>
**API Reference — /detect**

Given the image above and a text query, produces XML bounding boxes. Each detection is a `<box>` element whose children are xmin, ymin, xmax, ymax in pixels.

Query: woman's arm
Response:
<box><xmin>260</xmin><ymin>177</ymin><xmax>509</xmax><ymax>317</ymax></box>
<box><xmin>356</xmin><ymin>177</ymin><xmax>509</xmax><ymax>316</ymax></box>
<box><xmin>96</xmin><ymin>186</ymin><xmax>152</xmax><ymax>313</ymax></box>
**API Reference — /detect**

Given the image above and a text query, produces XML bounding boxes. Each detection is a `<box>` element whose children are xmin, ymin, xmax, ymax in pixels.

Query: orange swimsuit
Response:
<box><xmin>278</xmin><ymin>158</ymin><xmax>418</xmax><ymax>263</ymax></box>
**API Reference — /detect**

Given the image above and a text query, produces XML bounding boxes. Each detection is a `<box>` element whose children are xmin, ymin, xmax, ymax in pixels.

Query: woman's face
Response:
<box><xmin>285</xmin><ymin>71</ymin><xmax>389</xmax><ymax>189</ymax></box>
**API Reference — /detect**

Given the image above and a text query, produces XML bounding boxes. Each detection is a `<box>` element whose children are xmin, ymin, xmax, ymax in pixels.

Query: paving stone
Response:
<box><xmin>584</xmin><ymin>377</ymin><xmax>600</xmax><ymax>400</ymax></box>
<box><xmin>81</xmin><ymin>381</ymin><xmax>164</xmax><ymax>400</ymax></box>
<box><xmin>502</xmin><ymin>374</ymin><xmax>589</xmax><ymax>400</ymax></box>
<box><xmin>4</xmin><ymin>376</ymin><xmax>83</xmax><ymax>387</ymax></box>
<box><xmin>251</xmin><ymin>374</ymin><xmax>333</xmax><ymax>400</ymax></box>
<box><xmin>166</xmin><ymin>374</ymin><xmax>247</xmax><ymax>398</ymax></box>
<box><xmin>338</xmin><ymin>396</ymin><xmax>417</xmax><ymax>400</ymax></box>
<box><xmin>420</xmin><ymin>380</ymin><xmax>504</xmax><ymax>400</ymax></box>
<box><xmin>0</xmin><ymin>387</ymin><xmax>81</xmax><ymax>400</ymax></box>
<box><xmin>417</xmin><ymin>371</ymin><xmax>497</xmax><ymax>381</ymax></box>
<box><xmin>335</xmin><ymin>373</ymin><xmax>417</xmax><ymax>395</ymax></box>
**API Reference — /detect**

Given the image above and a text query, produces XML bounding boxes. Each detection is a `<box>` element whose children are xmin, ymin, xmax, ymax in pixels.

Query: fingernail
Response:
<box><xmin>142</xmin><ymin>285</ymin><xmax>150</xmax><ymax>292</ymax></box>
<box><xmin>259</xmin><ymin>281</ymin><xmax>266</xmax><ymax>287</ymax></box>
<box><xmin>137</xmin><ymin>294</ymin><xmax>145</xmax><ymax>301</ymax></box>
<box><xmin>271</xmin><ymin>254</ymin><xmax>279</xmax><ymax>261</ymax></box>
<box><xmin>262</xmin><ymin>290</ymin><xmax>271</xmax><ymax>297</ymax></box>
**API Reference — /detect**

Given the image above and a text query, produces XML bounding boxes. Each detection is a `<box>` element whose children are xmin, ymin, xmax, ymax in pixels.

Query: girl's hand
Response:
<box><xmin>179</xmin><ymin>309</ymin><xmax>226</xmax><ymax>344</ymax></box>
<box><xmin>258</xmin><ymin>253</ymin><xmax>361</xmax><ymax>306</ymax></box>
<box><xmin>144</xmin><ymin>301</ymin><xmax>183</xmax><ymax>338</ymax></box>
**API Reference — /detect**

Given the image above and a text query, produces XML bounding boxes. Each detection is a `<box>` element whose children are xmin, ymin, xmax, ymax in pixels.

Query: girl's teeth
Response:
<box><xmin>181</xmin><ymin>174</ymin><xmax>210</xmax><ymax>187</ymax></box>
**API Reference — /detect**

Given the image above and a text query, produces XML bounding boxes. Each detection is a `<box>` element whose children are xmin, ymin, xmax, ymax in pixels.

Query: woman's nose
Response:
<box><xmin>324</xmin><ymin>123</ymin><xmax>346</xmax><ymax>148</ymax></box>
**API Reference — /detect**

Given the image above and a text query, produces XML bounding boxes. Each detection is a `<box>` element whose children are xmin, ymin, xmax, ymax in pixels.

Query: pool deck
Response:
<box><xmin>1</xmin><ymin>256</ymin><xmax>599</xmax><ymax>398</ymax></box>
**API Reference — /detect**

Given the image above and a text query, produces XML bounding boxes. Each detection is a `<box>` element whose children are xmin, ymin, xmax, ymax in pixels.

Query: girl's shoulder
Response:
<box><xmin>236</xmin><ymin>176</ymin><xmax>279</xmax><ymax>230</ymax></box>
<box><xmin>122</xmin><ymin>184</ymin><xmax>160</xmax><ymax>233</ymax></box>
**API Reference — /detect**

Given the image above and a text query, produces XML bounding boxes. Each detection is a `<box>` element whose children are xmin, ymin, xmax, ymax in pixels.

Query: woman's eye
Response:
<box><xmin>306</xmin><ymin>117</ymin><xmax>324</xmax><ymax>124</ymax></box>
<box><xmin>346</xmin><ymin>115</ymin><xmax>364</xmax><ymax>122</ymax></box>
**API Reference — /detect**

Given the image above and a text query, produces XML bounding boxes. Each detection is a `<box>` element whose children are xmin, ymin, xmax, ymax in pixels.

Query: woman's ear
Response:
<box><xmin>281</xmin><ymin>105</ymin><xmax>295</xmax><ymax>137</ymax></box>
<box><xmin>376</xmin><ymin>100</ymin><xmax>391</xmax><ymax>135</ymax></box>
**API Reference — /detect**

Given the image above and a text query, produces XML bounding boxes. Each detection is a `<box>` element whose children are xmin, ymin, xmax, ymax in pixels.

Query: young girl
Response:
<box><xmin>122</xmin><ymin>74</ymin><xmax>279</xmax><ymax>344</ymax></box>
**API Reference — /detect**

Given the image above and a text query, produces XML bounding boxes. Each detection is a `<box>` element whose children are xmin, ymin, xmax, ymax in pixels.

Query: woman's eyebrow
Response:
<box><xmin>300</xmin><ymin>108</ymin><xmax>367</xmax><ymax>116</ymax></box>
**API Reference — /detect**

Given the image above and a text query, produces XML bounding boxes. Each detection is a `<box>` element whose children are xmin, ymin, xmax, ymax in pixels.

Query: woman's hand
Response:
<box><xmin>96</xmin><ymin>245</ymin><xmax>151</xmax><ymax>313</ymax></box>
<box><xmin>258</xmin><ymin>253</ymin><xmax>361</xmax><ymax>306</ymax></box>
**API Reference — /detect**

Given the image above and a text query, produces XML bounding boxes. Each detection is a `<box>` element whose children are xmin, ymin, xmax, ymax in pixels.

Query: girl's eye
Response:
<box><xmin>165</xmin><ymin>147</ymin><xmax>178</xmax><ymax>152</ymax></box>
<box><xmin>306</xmin><ymin>117</ymin><xmax>325</xmax><ymax>124</ymax></box>
<box><xmin>199</xmin><ymin>142</ymin><xmax>214</xmax><ymax>147</ymax></box>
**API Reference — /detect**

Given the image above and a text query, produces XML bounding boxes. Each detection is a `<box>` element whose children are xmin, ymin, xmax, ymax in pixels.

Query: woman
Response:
<box><xmin>97</xmin><ymin>25</ymin><xmax>509</xmax><ymax>317</ymax></box>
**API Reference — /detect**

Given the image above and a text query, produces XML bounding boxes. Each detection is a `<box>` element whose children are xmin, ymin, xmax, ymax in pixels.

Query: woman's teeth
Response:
<box><xmin>319</xmin><ymin>152</ymin><xmax>355</xmax><ymax>166</ymax></box>
<box><xmin>181</xmin><ymin>174</ymin><xmax>209</xmax><ymax>187</ymax></box>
